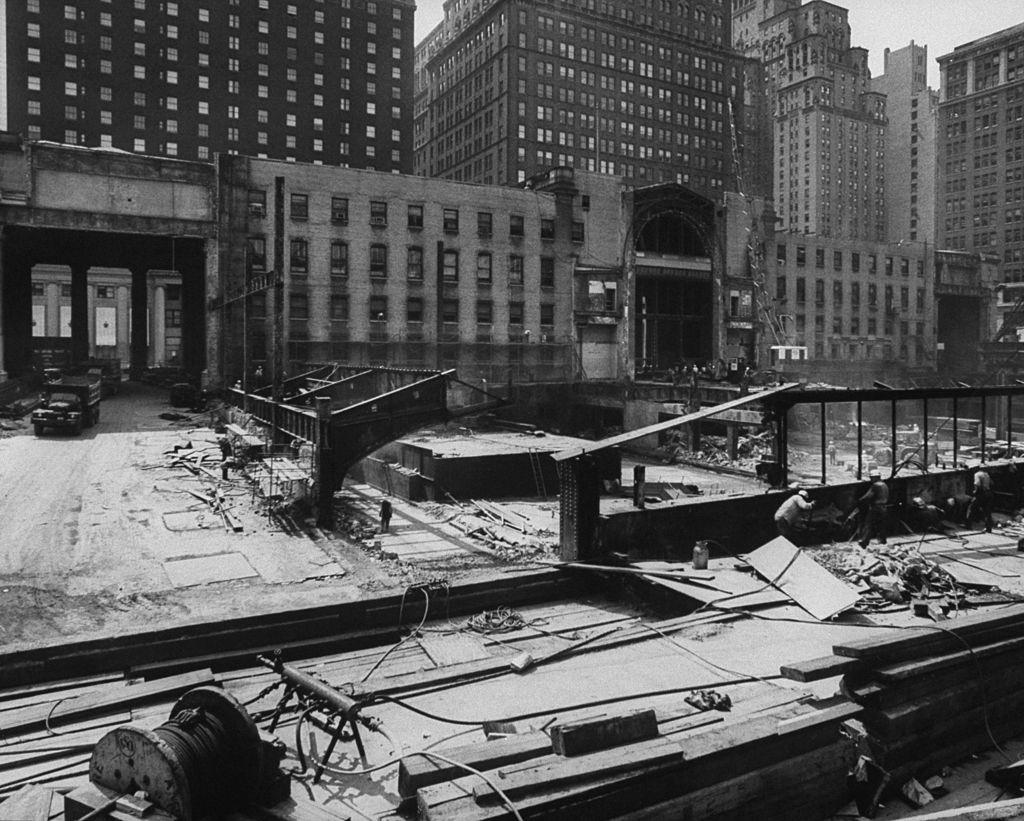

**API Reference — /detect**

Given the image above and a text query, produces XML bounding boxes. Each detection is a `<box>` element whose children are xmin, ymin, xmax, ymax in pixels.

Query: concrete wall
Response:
<box><xmin>599</xmin><ymin>463</ymin><xmax>1022</xmax><ymax>560</ymax></box>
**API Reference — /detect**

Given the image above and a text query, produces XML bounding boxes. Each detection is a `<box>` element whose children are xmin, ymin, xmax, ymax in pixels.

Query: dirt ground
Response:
<box><xmin>0</xmin><ymin>383</ymin><xmax>533</xmax><ymax>652</ymax></box>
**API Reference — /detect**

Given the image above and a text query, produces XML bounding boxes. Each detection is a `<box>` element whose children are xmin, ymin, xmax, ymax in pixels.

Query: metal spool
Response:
<box><xmin>89</xmin><ymin>687</ymin><xmax>260</xmax><ymax>821</ymax></box>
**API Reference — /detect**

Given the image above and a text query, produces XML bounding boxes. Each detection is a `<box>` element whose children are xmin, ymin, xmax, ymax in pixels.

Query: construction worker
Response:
<box><xmin>966</xmin><ymin>467</ymin><xmax>994</xmax><ymax>533</ymax></box>
<box><xmin>379</xmin><ymin>498</ymin><xmax>393</xmax><ymax>534</ymax></box>
<box><xmin>857</xmin><ymin>471</ymin><xmax>889</xmax><ymax>548</ymax></box>
<box><xmin>774</xmin><ymin>488</ymin><xmax>814</xmax><ymax>540</ymax></box>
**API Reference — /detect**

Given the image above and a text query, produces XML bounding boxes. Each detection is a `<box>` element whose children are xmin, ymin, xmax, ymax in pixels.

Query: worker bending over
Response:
<box><xmin>775</xmin><ymin>488</ymin><xmax>814</xmax><ymax>540</ymax></box>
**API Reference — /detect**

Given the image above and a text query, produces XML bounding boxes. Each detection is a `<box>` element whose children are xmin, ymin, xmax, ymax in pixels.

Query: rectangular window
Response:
<box><xmin>289</xmin><ymin>238</ymin><xmax>308</xmax><ymax>272</ymax></box>
<box><xmin>247</xmin><ymin>237</ymin><xmax>266</xmax><ymax>272</ymax></box>
<box><xmin>851</xmin><ymin>252</ymin><xmax>861</xmax><ymax>273</ymax></box>
<box><xmin>330</xmin><ymin>241</ymin><xmax>348</xmax><ymax>275</ymax></box>
<box><xmin>370</xmin><ymin>200</ymin><xmax>387</xmax><ymax>226</ymax></box>
<box><xmin>408</xmin><ymin>204</ymin><xmax>423</xmax><ymax>228</ymax></box>
<box><xmin>540</xmin><ymin>257</ymin><xmax>555</xmax><ymax>287</ymax></box>
<box><xmin>540</xmin><ymin>304</ymin><xmax>555</xmax><ymax>326</ymax></box>
<box><xmin>290</xmin><ymin>193</ymin><xmax>308</xmax><ymax>220</ymax></box>
<box><xmin>541</xmin><ymin>218</ymin><xmax>555</xmax><ymax>240</ymax></box>
<box><xmin>407</xmin><ymin>297</ymin><xmax>423</xmax><ymax>323</ymax></box>
<box><xmin>330</xmin><ymin>294</ymin><xmax>349</xmax><ymax>320</ymax></box>
<box><xmin>476</xmin><ymin>252</ymin><xmax>492</xmax><ymax>283</ymax></box>
<box><xmin>441</xmin><ymin>299</ymin><xmax>459</xmax><ymax>324</ymax></box>
<box><xmin>509</xmin><ymin>255</ymin><xmax>524</xmax><ymax>284</ymax></box>
<box><xmin>510</xmin><ymin>214</ymin><xmax>525</xmax><ymax>237</ymax></box>
<box><xmin>815</xmin><ymin>248</ymin><xmax>825</xmax><ymax>268</ymax></box>
<box><xmin>331</xmin><ymin>196</ymin><xmax>348</xmax><ymax>224</ymax></box>
<box><xmin>289</xmin><ymin>292</ymin><xmax>309</xmax><ymax>319</ymax></box>
<box><xmin>509</xmin><ymin>301</ymin><xmax>524</xmax><ymax>325</ymax></box>
<box><xmin>370</xmin><ymin>244</ymin><xmax>388</xmax><ymax>277</ymax></box>
<box><xmin>443</xmin><ymin>250</ymin><xmax>459</xmax><ymax>282</ymax></box>
<box><xmin>796</xmin><ymin>246</ymin><xmax>806</xmax><ymax>266</ymax></box>
<box><xmin>443</xmin><ymin>208</ymin><xmax>459</xmax><ymax>234</ymax></box>
<box><xmin>370</xmin><ymin>296</ymin><xmax>388</xmax><ymax>322</ymax></box>
<box><xmin>571</xmin><ymin>221</ymin><xmax>585</xmax><ymax>243</ymax></box>
<box><xmin>833</xmin><ymin>250</ymin><xmax>843</xmax><ymax>270</ymax></box>
<box><xmin>476</xmin><ymin>300</ymin><xmax>493</xmax><ymax>324</ymax></box>
<box><xmin>407</xmin><ymin>246</ymin><xmax>423</xmax><ymax>280</ymax></box>
<box><xmin>477</xmin><ymin>211</ymin><xmax>493</xmax><ymax>237</ymax></box>
<box><xmin>796</xmin><ymin>277</ymin><xmax>806</xmax><ymax>303</ymax></box>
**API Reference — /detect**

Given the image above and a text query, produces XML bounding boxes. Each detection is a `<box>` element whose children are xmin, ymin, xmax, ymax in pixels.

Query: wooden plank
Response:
<box><xmin>549</xmin><ymin>709</ymin><xmax>659</xmax><ymax>757</ymax></box>
<box><xmin>873</xmin><ymin>634</ymin><xmax>1024</xmax><ymax>682</ymax></box>
<box><xmin>899</xmin><ymin>797</ymin><xmax>1024</xmax><ymax>821</ymax></box>
<box><xmin>743</xmin><ymin>537</ymin><xmax>860</xmax><ymax>621</ymax></box>
<box><xmin>0</xmin><ymin>669</ymin><xmax>214</xmax><ymax>737</ymax></box>
<box><xmin>418</xmin><ymin>635</ymin><xmax>492</xmax><ymax>667</ymax></box>
<box><xmin>0</xmin><ymin>784</ymin><xmax>55</xmax><ymax>821</ymax></box>
<box><xmin>420</xmin><ymin>706</ymin><xmax>856</xmax><ymax>821</ymax></box>
<box><xmin>780</xmin><ymin>654</ymin><xmax>865</xmax><ymax>683</ymax></box>
<box><xmin>601</xmin><ymin>739</ymin><xmax>856</xmax><ymax>821</ymax></box>
<box><xmin>420</xmin><ymin>702</ymin><xmax>858</xmax><ymax>816</ymax></box>
<box><xmin>832</xmin><ymin>602</ymin><xmax>1024</xmax><ymax>661</ymax></box>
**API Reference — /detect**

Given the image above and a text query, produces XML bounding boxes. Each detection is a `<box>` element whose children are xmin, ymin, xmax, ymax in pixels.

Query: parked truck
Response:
<box><xmin>32</xmin><ymin>375</ymin><xmax>102</xmax><ymax>436</ymax></box>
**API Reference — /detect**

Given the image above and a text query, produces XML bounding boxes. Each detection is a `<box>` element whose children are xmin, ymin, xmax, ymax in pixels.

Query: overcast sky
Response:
<box><xmin>413</xmin><ymin>1</ymin><xmax>1024</xmax><ymax>88</ymax></box>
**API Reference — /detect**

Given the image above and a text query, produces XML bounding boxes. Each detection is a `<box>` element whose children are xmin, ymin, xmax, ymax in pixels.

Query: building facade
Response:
<box><xmin>3</xmin><ymin>0</ymin><xmax>415</xmax><ymax>171</ymax></box>
<box><xmin>413</xmin><ymin>0</ymin><xmax>754</xmax><ymax>198</ymax></box>
<box><xmin>873</xmin><ymin>42</ymin><xmax>938</xmax><ymax>245</ymax></box>
<box><xmin>772</xmin><ymin>234</ymin><xmax>935</xmax><ymax>376</ymax></box>
<box><xmin>214</xmin><ymin>157</ymin><xmax>605</xmax><ymax>387</ymax></box>
<box><xmin>734</xmin><ymin>0</ymin><xmax>888</xmax><ymax>242</ymax></box>
<box><xmin>937</xmin><ymin>23</ymin><xmax>1024</xmax><ymax>287</ymax></box>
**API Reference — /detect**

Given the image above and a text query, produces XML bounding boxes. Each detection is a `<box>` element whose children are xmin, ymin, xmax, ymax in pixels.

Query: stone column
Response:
<box><xmin>46</xmin><ymin>281</ymin><xmax>60</xmax><ymax>336</ymax></box>
<box><xmin>129</xmin><ymin>266</ymin><xmax>149</xmax><ymax>378</ymax></box>
<box><xmin>152</xmin><ymin>283</ymin><xmax>166</xmax><ymax>367</ymax></box>
<box><xmin>70</xmin><ymin>263</ymin><xmax>90</xmax><ymax>363</ymax></box>
<box><xmin>116</xmin><ymin>284</ymin><xmax>130</xmax><ymax>365</ymax></box>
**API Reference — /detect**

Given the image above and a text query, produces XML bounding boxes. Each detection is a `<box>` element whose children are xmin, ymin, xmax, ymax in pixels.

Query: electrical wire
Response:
<box><xmin>369</xmin><ymin>676</ymin><xmax>784</xmax><ymax>727</ymax></box>
<box><xmin>360</xmin><ymin>586</ymin><xmax>431</xmax><ymax>683</ymax></box>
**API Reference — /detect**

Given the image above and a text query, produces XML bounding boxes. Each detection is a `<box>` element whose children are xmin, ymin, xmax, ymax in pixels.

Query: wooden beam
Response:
<box><xmin>780</xmin><ymin>655</ymin><xmax>865</xmax><ymax>683</ymax></box>
<box><xmin>551</xmin><ymin>383</ymin><xmax>799</xmax><ymax>461</ymax></box>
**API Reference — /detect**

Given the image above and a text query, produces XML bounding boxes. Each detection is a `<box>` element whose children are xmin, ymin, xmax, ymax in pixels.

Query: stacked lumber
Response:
<box><xmin>405</xmin><ymin>700</ymin><xmax>861</xmax><ymax>820</ymax></box>
<box><xmin>833</xmin><ymin>603</ymin><xmax>1024</xmax><ymax>783</ymax></box>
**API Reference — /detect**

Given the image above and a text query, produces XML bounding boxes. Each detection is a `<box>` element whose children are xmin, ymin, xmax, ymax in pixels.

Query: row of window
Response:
<box><xmin>254</xmin><ymin>191</ymin><xmax>585</xmax><ymax>243</ymax></box>
<box><xmin>264</xmin><ymin>293</ymin><xmax>556</xmax><ymax>328</ymax></box>
<box><xmin>776</xmin><ymin>277</ymin><xmax>927</xmax><ymax>313</ymax></box>
<box><xmin>249</xmin><ymin>236</ymin><xmax>559</xmax><ymax>286</ymax></box>
<box><xmin>777</xmin><ymin>244</ymin><xmax>925</xmax><ymax>276</ymax></box>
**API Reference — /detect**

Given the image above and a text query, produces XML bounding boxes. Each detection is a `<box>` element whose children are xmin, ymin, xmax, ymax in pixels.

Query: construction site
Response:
<box><xmin>6</xmin><ymin>365</ymin><xmax>1024</xmax><ymax>821</ymax></box>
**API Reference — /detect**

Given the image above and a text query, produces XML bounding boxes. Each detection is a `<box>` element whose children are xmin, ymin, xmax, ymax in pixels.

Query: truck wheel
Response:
<box><xmin>34</xmin><ymin>423</ymin><xmax>44</xmax><ymax>436</ymax></box>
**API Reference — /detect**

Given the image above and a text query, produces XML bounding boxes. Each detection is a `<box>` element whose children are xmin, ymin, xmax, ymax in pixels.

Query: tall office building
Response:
<box><xmin>413</xmin><ymin>0</ymin><xmax>757</xmax><ymax>198</ymax></box>
<box><xmin>937</xmin><ymin>23</ymin><xmax>1024</xmax><ymax>282</ymax></box>
<box><xmin>733</xmin><ymin>0</ymin><xmax>888</xmax><ymax>242</ymax></box>
<box><xmin>1</xmin><ymin>0</ymin><xmax>415</xmax><ymax>171</ymax></box>
<box><xmin>873</xmin><ymin>42</ymin><xmax>938</xmax><ymax>245</ymax></box>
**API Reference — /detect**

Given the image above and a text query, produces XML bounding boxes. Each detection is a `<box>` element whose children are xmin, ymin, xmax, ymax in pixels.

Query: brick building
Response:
<box><xmin>214</xmin><ymin>157</ymin><xmax>610</xmax><ymax>387</ymax></box>
<box><xmin>772</xmin><ymin>234</ymin><xmax>935</xmax><ymax>377</ymax></box>
<box><xmin>733</xmin><ymin>0</ymin><xmax>888</xmax><ymax>242</ymax></box>
<box><xmin>873</xmin><ymin>42</ymin><xmax>938</xmax><ymax>245</ymax></box>
<box><xmin>2</xmin><ymin>0</ymin><xmax>414</xmax><ymax>171</ymax></box>
<box><xmin>937</xmin><ymin>23</ymin><xmax>1024</xmax><ymax>286</ymax></box>
<box><xmin>413</xmin><ymin>0</ymin><xmax>756</xmax><ymax>198</ymax></box>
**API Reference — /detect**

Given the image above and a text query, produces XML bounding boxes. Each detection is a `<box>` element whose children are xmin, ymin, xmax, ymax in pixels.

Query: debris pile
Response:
<box><xmin>812</xmin><ymin>543</ymin><xmax>958</xmax><ymax>607</ymax></box>
<box><xmin>448</xmin><ymin>498</ymin><xmax>557</xmax><ymax>562</ymax></box>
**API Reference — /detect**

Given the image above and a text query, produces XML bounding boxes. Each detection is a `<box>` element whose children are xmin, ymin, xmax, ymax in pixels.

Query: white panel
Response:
<box><xmin>31</xmin><ymin>304</ymin><xmax>45</xmax><ymax>337</ymax></box>
<box><xmin>95</xmin><ymin>306</ymin><xmax>117</xmax><ymax>346</ymax></box>
<box><xmin>59</xmin><ymin>305</ymin><xmax>72</xmax><ymax>338</ymax></box>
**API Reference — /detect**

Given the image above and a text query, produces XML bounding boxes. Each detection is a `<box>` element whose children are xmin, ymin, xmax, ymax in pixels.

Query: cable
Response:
<box><xmin>44</xmin><ymin>697</ymin><xmax>67</xmax><ymax>736</ymax></box>
<box><xmin>360</xmin><ymin>586</ymin><xmax>431</xmax><ymax>683</ymax></box>
<box><xmin>370</xmin><ymin>676</ymin><xmax>784</xmax><ymax>727</ymax></box>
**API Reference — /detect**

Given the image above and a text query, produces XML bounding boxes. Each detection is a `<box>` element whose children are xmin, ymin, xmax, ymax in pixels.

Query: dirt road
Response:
<box><xmin>0</xmin><ymin>384</ymin><xmax>505</xmax><ymax>651</ymax></box>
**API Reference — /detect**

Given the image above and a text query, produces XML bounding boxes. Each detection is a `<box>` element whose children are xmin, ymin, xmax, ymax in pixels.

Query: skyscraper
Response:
<box><xmin>873</xmin><ymin>42</ymin><xmax>937</xmax><ymax>245</ymax></box>
<box><xmin>413</xmin><ymin>0</ymin><xmax>752</xmax><ymax>199</ymax></box>
<box><xmin>2</xmin><ymin>0</ymin><xmax>415</xmax><ymax>171</ymax></box>
<box><xmin>734</xmin><ymin>0</ymin><xmax>888</xmax><ymax>242</ymax></box>
<box><xmin>937</xmin><ymin>23</ymin><xmax>1024</xmax><ymax>282</ymax></box>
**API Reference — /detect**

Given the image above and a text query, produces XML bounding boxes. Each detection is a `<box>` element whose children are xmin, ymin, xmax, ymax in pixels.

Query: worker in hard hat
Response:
<box><xmin>774</xmin><ymin>487</ymin><xmax>814</xmax><ymax>540</ymax></box>
<box><xmin>857</xmin><ymin>470</ymin><xmax>889</xmax><ymax>547</ymax></box>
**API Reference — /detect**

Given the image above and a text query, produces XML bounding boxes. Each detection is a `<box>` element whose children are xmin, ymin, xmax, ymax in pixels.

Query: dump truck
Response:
<box><xmin>32</xmin><ymin>375</ymin><xmax>102</xmax><ymax>436</ymax></box>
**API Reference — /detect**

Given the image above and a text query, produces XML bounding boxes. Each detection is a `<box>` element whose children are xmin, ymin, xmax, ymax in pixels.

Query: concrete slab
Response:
<box><xmin>240</xmin><ymin>540</ymin><xmax>345</xmax><ymax>583</ymax></box>
<box><xmin>162</xmin><ymin>552</ymin><xmax>259</xmax><ymax>587</ymax></box>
